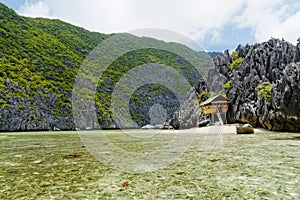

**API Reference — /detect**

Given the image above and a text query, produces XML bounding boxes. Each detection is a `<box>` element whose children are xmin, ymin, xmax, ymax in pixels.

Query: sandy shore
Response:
<box><xmin>191</xmin><ymin>125</ymin><xmax>271</xmax><ymax>134</ymax></box>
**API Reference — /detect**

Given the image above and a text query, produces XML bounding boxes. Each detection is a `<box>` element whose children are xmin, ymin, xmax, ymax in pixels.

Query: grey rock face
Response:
<box><xmin>264</xmin><ymin>62</ymin><xmax>300</xmax><ymax>131</ymax></box>
<box><xmin>0</xmin><ymin>79</ymin><xmax>74</xmax><ymax>131</ymax></box>
<box><xmin>170</xmin><ymin>79</ymin><xmax>209</xmax><ymax>129</ymax></box>
<box><xmin>210</xmin><ymin>38</ymin><xmax>300</xmax><ymax>131</ymax></box>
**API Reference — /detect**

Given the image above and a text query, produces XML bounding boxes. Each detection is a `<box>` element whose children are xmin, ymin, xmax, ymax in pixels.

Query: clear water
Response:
<box><xmin>0</xmin><ymin>130</ymin><xmax>299</xmax><ymax>199</ymax></box>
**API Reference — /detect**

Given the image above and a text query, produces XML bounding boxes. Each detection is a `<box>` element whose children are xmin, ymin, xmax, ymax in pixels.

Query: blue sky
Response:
<box><xmin>1</xmin><ymin>0</ymin><xmax>299</xmax><ymax>52</ymax></box>
<box><xmin>0</xmin><ymin>0</ymin><xmax>25</xmax><ymax>10</ymax></box>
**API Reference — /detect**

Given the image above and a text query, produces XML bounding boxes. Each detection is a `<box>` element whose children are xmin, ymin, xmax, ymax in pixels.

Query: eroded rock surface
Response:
<box><xmin>210</xmin><ymin>38</ymin><xmax>300</xmax><ymax>131</ymax></box>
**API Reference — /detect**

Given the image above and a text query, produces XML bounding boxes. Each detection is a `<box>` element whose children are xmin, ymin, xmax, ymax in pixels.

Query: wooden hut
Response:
<box><xmin>199</xmin><ymin>95</ymin><xmax>230</xmax><ymax>125</ymax></box>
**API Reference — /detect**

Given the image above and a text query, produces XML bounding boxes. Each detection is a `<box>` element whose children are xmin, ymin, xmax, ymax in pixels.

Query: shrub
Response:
<box><xmin>0</xmin><ymin>99</ymin><xmax>7</xmax><ymax>105</ymax></box>
<box><xmin>255</xmin><ymin>82</ymin><xmax>272</xmax><ymax>102</ymax></box>
<box><xmin>231</xmin><ymin>51</ymin><xmax>238</xmax><ymax>59</ymax></box>
<box><xmin>230</xmin><ymin>57</ymin><xmax>244</xmax><ymax>70</ymax></box>
<box><xmin>224</xmin><ymin>80</ymin><xmax>232</xmax><ymax>90</ymax></box>
<box><xmin>17</xmin><ymin>104</ymin><xmax>25</xmax><ymax>111</ymax></box>
<box><xmin>199</xmin><ymin>91</ymin><xmax>210</xmax><ymax>103</ymax></box>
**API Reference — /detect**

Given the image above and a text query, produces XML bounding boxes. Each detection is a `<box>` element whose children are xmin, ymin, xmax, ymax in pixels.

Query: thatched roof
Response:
<box><xmin>199</xmin><ymin>95</ymin><xmax>230</xmax><ymax>107</ymax></box>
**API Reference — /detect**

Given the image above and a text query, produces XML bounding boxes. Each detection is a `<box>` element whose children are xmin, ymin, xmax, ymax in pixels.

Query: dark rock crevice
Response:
<box><xmin>209</xmin><ymin>38</ymin><xmax>300</xmax><ymax>131</ymax></box>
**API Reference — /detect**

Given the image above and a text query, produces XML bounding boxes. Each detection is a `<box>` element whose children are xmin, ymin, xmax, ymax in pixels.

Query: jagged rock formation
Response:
<box><xmin>210</xmin><ymin>38</ymin><xmax>300</xmax><ymax>131</ymax></box>
<box><xmin>170</xmin><ymin>79</ymin><xmax>209</xmax><ymax>129</ymax></box>
<box><xmin>263</xmin><ymin>62</ymin><xmax>300</xmax><ymax>131</ymax></box>
<box><xmin>0</xmin><ymin>79</ymin><xmax>74</xmax><ymax>131</ymax></box>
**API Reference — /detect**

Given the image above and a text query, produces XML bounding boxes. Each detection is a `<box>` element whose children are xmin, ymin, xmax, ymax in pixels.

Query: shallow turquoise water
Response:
<box><xmin>0</xmin><ymin>130</ymin><xmax>299</xmax><ymax>199</ymax></box>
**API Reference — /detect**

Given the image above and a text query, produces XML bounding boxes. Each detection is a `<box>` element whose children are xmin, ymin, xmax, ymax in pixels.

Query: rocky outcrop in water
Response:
<box><xmin>210</xmin><ymin>38</ymin><xmax>300</xmax><ymax>131</ymax></box>
<box><xmin>236</xmin><ymin>124</ymin><xmax>254</xmax><ymax>134</ymax></box>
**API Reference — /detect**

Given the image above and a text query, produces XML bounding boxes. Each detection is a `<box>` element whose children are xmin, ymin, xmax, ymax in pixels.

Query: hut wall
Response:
<box><xmin>202</xmin><ymin>104</ymin><xmax>228</xmax><ymax>115</ymax></box>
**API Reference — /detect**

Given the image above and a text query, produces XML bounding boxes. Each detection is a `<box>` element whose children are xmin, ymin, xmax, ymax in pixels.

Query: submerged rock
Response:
<box><xmin>33</xmin><ymin>160</ymin><xmax>42</xmax><ymax>164</ymax></box>
<box><xmin>64</xmin><ymin>151</ymin><xmax>84</xmax><ymax>158</ymax></box>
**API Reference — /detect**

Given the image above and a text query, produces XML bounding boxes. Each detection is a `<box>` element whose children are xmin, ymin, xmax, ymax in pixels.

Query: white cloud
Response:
<box><xmin>17</xmin><ymin>0</ymin><xmax>300</xmax><ymax>49</ymax></box>
<box><xmin>273</xmin><ymin>10</ymin><xmax>300</xmax><ymax>42</ymax></box>
<box><xmin>18</xmin><ymin>0</ymin><xmax>51</xmax><ymax>18</ymax></box>
<box><xmin>234</xmin><ymin>0</ymin><xmax>300</xmax><ymax>43</ymax></box>
<box><xmin>17</xmin><ymin>0</ymin><xmax>243</xmax><ymax>43</ymax></box>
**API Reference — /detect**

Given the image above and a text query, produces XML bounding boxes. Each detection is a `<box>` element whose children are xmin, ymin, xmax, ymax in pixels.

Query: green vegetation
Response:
<box><xmin>0</xmin><ymin>2</ymin><xmax>209</xmax><ymax>128</ymax></box>
<box><xmin>0</xmin><ymin>3</ymin><xmax>110</xmax><ymax>117</ymax></box>
<box><xmin>95</xmin><ymin>48</ymin><xmax>202</xmax><ymax>125</ymax></box>
<box><xmin>224</xmin><ymin>80</ymin><xmax>232</xmax><ymax>90</ymax></box>
<box><xmin>198</xmin><ymin>91</ymin><xmax>210</xmax><ymax>103</ymax></box>
<box><xmin>256</xmin><ymin>82</ymin><xmax>273</xmax><ymax>102</ymax></box>
<box><xmin>231</xmin><ymin>51</ymin><xmax>238</xmax><ymax>59</ymax></box>
<box><xmin>230</xmin><ymin>57</ymin><xmax>244</xmax><ymax>70</ymax></box>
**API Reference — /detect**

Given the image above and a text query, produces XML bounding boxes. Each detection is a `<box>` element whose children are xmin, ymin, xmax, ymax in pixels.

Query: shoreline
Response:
<box><xmin>0</xmin><ymin>125</ymin><xmax>299</xmax><ymax>135</ymax></box>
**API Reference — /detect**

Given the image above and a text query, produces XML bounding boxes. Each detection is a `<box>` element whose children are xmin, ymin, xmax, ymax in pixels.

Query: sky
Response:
<box><xmin>1</xmin><ymin>0</ymin><xmax>300</xmax><ymax>52</ymax></box>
